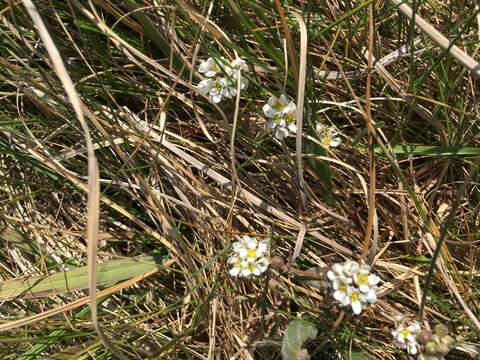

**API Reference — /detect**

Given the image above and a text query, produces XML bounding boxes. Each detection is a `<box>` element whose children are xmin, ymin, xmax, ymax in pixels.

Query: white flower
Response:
<box><xmin>392</xmin><ymin>322</ymin><xmax>421</xmax><ymax>355</ymax></box>
<box><xmin>228</xmin><ymin>236</ymin><xmax>270</xmax><ymax>278</ymax></box>
<box><xmin>198</xmin><ymin>57</ymin><xmax>220</xmax><ymax>77</ymax></box>
<box><xmin>263</xmin><ymin>95</ymin><xmax>289</xmax><ymax>118</ymax></box>
<box><xmin>263</xmin><ymin>95</ymin><xmax>297</xmax><ymax>140</ymax></box>
<box><xmin>342</xmin><ymin>260</ymin><xmax>360</xmax><ymax>277</ymax></box>
<box><xmin>326</xmin><ymin>260</ymin><xmax>380</xmax><ymax>315</ymax></box>
<box><xmin>219</xmin><ymin>77</ymin><xmax>246</xmax><ymax>99</ymax></box>
<box><xmin>225</xmin><ymin>58</ymin><xmax>247</xmax><ymax>77</ymax></box>
<box><xmin>230</xmin><ymin>58</ymin><xmax>247</xmax><ymax>70</ymax></box>
<box><xmin>197</xmin><ymin>56</ymin><xmax>248</xmax><ymax>103</ymax></box>
<box><xmin>331</xmin><ymin>276</ymin><xmax>351</xmax><ymax>303</ymax></box>
<box><xmin>342</xmin><ymin>287</ymin><xmax>366</xmax><ymax>315</ymax></box>
<box><xmin>315</xmin><ymin>123</ymin><xmax>342</xmax><ymax>148</ymax></box>
<box><xmin>199</xmin><ymin>77</ymin><xmax>229</xmax><ymax>103</ymax></box>
<box><xmin>353</xmin><ymin>264</ymin><xmax>380</xmax><ymax>293</ymax></box>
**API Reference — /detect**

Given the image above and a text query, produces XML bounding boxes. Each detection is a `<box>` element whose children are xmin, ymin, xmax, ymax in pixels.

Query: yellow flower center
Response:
<box><xmin>357</xmin><ymin>273</ymin><xmax>369</xmax><ymax>285</ymax></box>
<box><xmin>247</xmin><ymin>248</ymin><xmax>257</xmax><ymax>259</ymax></box>
<box><xmin>247</xmin><ymin>263</ymin><xmax>256</xmax><ymax>272</ymax></box>
<box><xmin>214</xmin><ymin>81</ymin><xmax>223</xmax><ymax>90</ymax></box>
<box><xmin>285</xmin><ymin>113</ymin><xmax>295</xmax><ymax>124</ymax></box>
<box><xmin>350</xmin><ymin>292</ymin><xmax>360</xmax><ymax>302</ymax></box>
<box><xmin>400</xmin><ymin>328</ymin><xmax>410</xmax><ymax>338</ymax></box>
<box><xmin>273</xmin><ymin>114</ymin><xmax>282</xmax><ymax>124</ymax></box>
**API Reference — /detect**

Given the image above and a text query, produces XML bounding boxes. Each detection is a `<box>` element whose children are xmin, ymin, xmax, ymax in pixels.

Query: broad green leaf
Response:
<box><xmin>0</xmin><ymin>255</ymin><xmax>167</xmax><ymax>300</ymax></box>
<box><xmin>281</xmin><ymin>319</ymin><xmax>318</xmax><ymax>360</ymax></box>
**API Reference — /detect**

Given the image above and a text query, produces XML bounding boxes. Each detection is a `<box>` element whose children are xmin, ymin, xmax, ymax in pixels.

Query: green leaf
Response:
<box><xmin>406</xmin><ymin>255</ymin><xmax>431</xmax><ymax>264</ymax></box>
<box><xmin>0</xmin><ymin>255</ymin><xmax>168</xmax><ymax>300</ymax></box>
<box><xmin>281</xmin><ymin>319</ymin><xmax>318</xmax><ymax>360</ymax></box>
<box><xmin>372</xmin><ymin>144</ymin><xmax>480</xmax><ymax>156</ymax></box>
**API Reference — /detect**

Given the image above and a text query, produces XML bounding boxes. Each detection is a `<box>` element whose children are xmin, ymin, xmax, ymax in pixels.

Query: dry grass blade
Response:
<box><xmin>87</xmin><ymin>159</ymin><xmax>128</xmax><ymax>360</ymax></box>
<box><xmin>275</xmin><ymin>0</ymin><xmax>298</xmax><ymax>86</ymax></box>
<box><xmin>20</xmin><ymin>1</ymin><xmax>122</xmax><ymax>357</ymax></box>
<box><xmin>362</xmin><ymin>3</ymin><xmax>378</xmax><ymax>264</ymax></box>
<box><xmin>292</xmin><ymin>12</ymin><xmax>308</xmax><ymax>212</ymax></box>
<box><xmin>391</xmin><ymin>0</ymin><xmax>480</xmax><ymax>77</ymax></box>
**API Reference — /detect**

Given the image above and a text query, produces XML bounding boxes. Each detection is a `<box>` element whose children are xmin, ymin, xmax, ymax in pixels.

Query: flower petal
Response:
<box><xmin>333</xmin><ymin>290</ymin><xmax>346</xmax><ymax>301</ymax></box>
<box><xmin>351</xmin><ymin>300</ymin><xmax>363</xmax><ymax>315</ymax></box>
<box><xmin>287</xmin><ymin>123</ymin><xmax>297</xmax><ymax>133</ymax></box>
<box><xmin>257</xmin><ymin>240</ymin><xmax>269</xmax><ymax>253</ymax></box>
<box><xmin>229</xmin><ymin>267</ymin><xmax>240</xmax><ymax>276</ymax></box>
<box><xmin>246</xmin><ymin>237</ymin><xmax>257</xmax><ymax>249</ymax></box>
<box><xmin>263</xmin><ymin>104</ymin><xmax>276</xmax><ymax>118</ymax></box>
<box><xmin>274</xmin><ymin>127</ymin><xmax>288</xmax><ymax>140</ymax></box>
<box><xmin>198</xmin><ymin>79</ymin><xmax>213</xmax><ymax>95</ymax></box>
<box><xmin>227</xmin><ymin>255</ymin><xmax>239</xmax><ymax>264</ymax></box>
<box><xmin>211</xmin><ymin>94</ymin><xmax>223</xmax><ymax>103</ymax></box>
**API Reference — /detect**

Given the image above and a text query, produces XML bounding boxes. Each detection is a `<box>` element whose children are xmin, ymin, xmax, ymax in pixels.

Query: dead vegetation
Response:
<box><xmin>0</xmin><ymin>0</ymin><xmax>479</xmax><ymax>359</ymax></box>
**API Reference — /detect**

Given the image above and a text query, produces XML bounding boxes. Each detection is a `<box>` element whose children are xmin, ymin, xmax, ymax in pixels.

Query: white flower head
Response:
<box><xmin>263</xmin><ymin>95</ymin><xmax>297</xmax><ymax>140</ymax></box>
<box><xmin>392</xmin><ymin>321</ymin><xmax>421</xmax><ymax>355</ymax></box>
<box><xmin>315</xmin><ymin>123</ymin><xmax>342</xmax><ymax>148</ymax></box>
<box><xmin>331</xmin><ymin>276</ymin><xmax>351</xmax><ymax>303</ymax></box>
<box><xmin>230</xmin><ymin>57</ymin><xmax>247</xmax><ymax>70</ymax></box>
<box><xmin>326</xmin><ymin>260</ymin><xmax>380</xmax><ymax>315</ymax></box>
<box><xmin>228</xmin><ymin>236</ymin><xmax>270</xmax><ymax>278</ymax></box>
<box><xmin>197</xmin><ymin>56</ymin><xmax>248</xmax><ymax>103</ymax></box>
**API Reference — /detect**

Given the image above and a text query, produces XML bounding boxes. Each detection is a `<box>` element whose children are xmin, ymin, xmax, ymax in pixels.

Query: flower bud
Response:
<box><xmin>417</xmin><ymin>329</ymin><xmax>432</xmax><ymax>344</ymax></box>
<box><xmin>441</xmin><ymin>335</ymin><xmax>454</xmax><ymax>347</ymax></box>
<box><xmin>434</xmin><ymin>324</ymin><xmax>449</xmax><ymax>337</ymax></box>
<box><xmin>425</xmin><ymin>341</ymin><xmax>439</xmax><ymax>354</ymax></box>
<box><xmin>437</xmin><ymin>342</ymin><xmax>448</xmax><ymax>354</ymax></box>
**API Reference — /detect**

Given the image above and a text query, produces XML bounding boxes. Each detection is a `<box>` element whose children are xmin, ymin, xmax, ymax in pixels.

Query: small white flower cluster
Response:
<box><xmin>227</xmin><ymin>236</ymin><xmax>270</xmax><ymax>277</ymax></box>
<box><xmin>326</xmin><ymin>260</ymin><xmax>380</xmax><ymax>315</ymax></box>
<box><xmin>315</xmin><ymin>123</ymin><xmax>342</xmax><ymax>148</ymax></box>
<box><xmin>197</xmin><ymin>57</ymin><xmax>247</xmax><ymax>103</ymax></box>
<box><xmin>392</xmin><ymin>317</ymin><xmax>422</xmax><ymax>356</ymax></box>
<box><xmin>263</xmin><ymin>95</ymin><xmax>297</xmax><ymax>140</ymax></box>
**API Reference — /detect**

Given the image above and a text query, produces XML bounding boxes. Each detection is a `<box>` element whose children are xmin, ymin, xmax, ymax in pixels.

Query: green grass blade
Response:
<box><xmin>373</xmin><ymin>144</ymin><xmax>480</xmax><ymax>156</ymax></box>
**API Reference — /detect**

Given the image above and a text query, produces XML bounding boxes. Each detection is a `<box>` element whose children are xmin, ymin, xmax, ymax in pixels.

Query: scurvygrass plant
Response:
<box><xmin>0</xmin><ymin>0</ymin><xmax>479</xmax><ymax>359</ymax></box>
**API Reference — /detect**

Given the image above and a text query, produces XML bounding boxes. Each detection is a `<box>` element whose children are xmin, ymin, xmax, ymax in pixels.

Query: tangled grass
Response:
<box><xmin>0</xmin><ymin>0</ymin><xmax>479</xmax><ymax>359</ymax></box>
